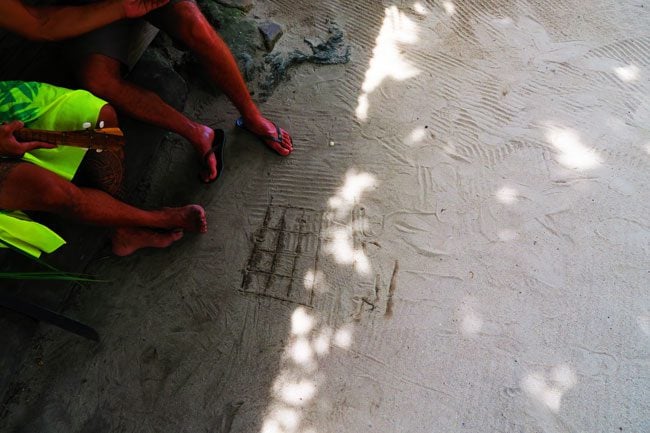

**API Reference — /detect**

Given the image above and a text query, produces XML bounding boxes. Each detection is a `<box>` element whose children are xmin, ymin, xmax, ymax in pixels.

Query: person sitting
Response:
<box><xmin>0</xmin><ymin>80</ymin><xmax>207</xmax><ymax>257</ymax></box>
<box><xmin>0</xmin><ymin>0</ymin><xmax>293</xmax><ymax>183</ymax></box>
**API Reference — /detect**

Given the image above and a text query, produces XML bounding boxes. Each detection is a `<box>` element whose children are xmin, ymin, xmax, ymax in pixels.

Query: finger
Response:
<box><xmin>23</xmin><ymin>141</ymin><xmax>57</xmax><ymax>152</ymax></box>
<box><xmin>4</xmin><ymin>120</ymin><xmax>24</xmax><ymax>133</ymax></box>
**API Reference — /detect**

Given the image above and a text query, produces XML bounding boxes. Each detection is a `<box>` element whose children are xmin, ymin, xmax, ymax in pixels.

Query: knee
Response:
<box><xmin>97</xmin><ymin>104</ymin><xmax>119</xmax><ymax>128</ymax></box>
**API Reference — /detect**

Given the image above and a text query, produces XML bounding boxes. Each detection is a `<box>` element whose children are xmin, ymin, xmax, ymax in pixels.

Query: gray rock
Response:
<box><xmin>259</xmin><ymin>25</ymin><xmax>351</xmax><ymax>99</ymax></box>
<box><xmin>258</xmin><ymin>22</ymin><xmax>283</xmax><ymax>52</ymax></box>
<box><xmin>215</xmin><ymin>0</ymin><xmax>254</xmax><ymax>12</ymax></box>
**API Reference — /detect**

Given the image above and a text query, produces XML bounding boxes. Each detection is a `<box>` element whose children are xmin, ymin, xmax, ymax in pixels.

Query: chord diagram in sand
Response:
<box><xmin>241</xmin><ymin>204</ymin><xmax>323</xmax><ymax>306</ymax></box>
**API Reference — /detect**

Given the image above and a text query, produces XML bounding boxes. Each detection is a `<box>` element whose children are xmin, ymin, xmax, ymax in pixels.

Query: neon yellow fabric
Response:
<box><xmin>0</xmin><ymin>81</ymin><xmax>106</xmax><ymax>180</ymax></box>
<box><xmin>0</xmin><ymin>211</ymin><xmax>65</xmax><ymax>257</ymax></box>
<box><xmin>0</xmin><ymin>81</ymin><xmax>106</xmax><ymax>257</ymax></box>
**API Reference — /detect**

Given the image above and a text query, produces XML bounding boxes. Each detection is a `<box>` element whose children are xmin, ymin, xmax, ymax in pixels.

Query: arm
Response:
<box><xmin>0</xmin><ymin>0</ymin><xmax>169</xmax><ymax>42</ymax></box>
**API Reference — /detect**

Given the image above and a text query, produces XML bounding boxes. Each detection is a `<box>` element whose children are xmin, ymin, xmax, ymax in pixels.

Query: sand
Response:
<box><xmin>2</xmin><ymin>0</ymin><xmax>649</xmax><ymax>432</ymax></box>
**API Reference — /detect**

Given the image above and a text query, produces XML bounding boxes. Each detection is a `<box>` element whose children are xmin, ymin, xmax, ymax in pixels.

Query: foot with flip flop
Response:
<box><xmin>198</xmin><ymin>116</ymin><xmax>293</xmax><ymax>184</ymax></box>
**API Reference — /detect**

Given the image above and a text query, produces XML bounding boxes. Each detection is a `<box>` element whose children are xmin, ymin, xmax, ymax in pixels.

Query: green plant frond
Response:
<box><xmin>0</xmin><ymin>272</ymin><xmax>105</xmax><ymax>282</ymax></box>
<box><xmin>0</xmin><ymin>237</ymin><xmax>61</xmax><ymax>272</ymax></box>
<box><xmin>0</xmin><ymin>238</ymin><xmax>106</xmax><ymax>282</ymax></box>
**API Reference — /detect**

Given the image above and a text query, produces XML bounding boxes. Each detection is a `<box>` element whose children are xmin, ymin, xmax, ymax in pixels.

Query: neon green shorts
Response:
<box><xmin>0</xmin><ymin>81</ymin><xmax>107</xmax><ymax>257</ymax></box>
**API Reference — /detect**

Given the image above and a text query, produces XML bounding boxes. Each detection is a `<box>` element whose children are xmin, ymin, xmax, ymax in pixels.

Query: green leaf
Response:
<box><xmin>0</xmin><ymin>238</ymin><xmax>106</xmax><ymax>282</ymax></box>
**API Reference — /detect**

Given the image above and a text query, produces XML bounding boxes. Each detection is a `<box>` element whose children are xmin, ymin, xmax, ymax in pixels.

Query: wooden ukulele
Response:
<box><xmin>14</xmin><ymin>127</ymin><xmax>125</xmax><ymax>152</ymax></box>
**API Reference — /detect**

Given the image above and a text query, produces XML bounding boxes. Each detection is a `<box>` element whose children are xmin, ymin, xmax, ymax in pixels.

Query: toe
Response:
<box><xmin>270</xmin><ymin>139</ymin><xmax>290</xmax><ymax>156</ymax></box>
<box><xmin>282</xmin><ymin>131</ymin><xmax>293</xmax><ymax>152</ymax></box>
<box><xmin>201</xmin><ymin>154</ymin><xmax>218</xmax><ymax>183</ymax></box>
<box><xmin>271</xmin><ymin>129</ymin><xmax>292</xmax><ymax>156</ymax></box>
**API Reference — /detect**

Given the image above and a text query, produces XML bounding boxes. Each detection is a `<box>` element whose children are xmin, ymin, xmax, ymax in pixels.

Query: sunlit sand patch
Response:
<box><xmin>291</xmin><ymin>307</ymin><xmax>315</xmax><ymax>336</ymax></box>
<box><xmin>261</xmin><ymin>169</ymin><xmax>373</xmax><ymax>432</ymax></box>
<box><xmin>638</xmin><ymin>315</ymin><xmax>650</xmax><ymax>336</ymax></box>
<box><xmin>328</xmin><ymin>170</ymin><xmax>376</xmax><ymax>219</ymax></box>
<box><xmin>325</xmin><ymin>170</ymin><xmax>377</xmax><ymax>274</ymax></box>
<box><xmin>442</xmin><ymin>1</ymin><xmax>455</xmax><ymax>15</ymax></box>
<box><xmin>303</xmin><ymin>269</ymin><xmax>326</xmax><ymax>294</ymax></box>
<box><xmin>496</xmin><ymin>186</ymin><xmax>518</xmax><ymax>204</ymax></box>
<box><xmin>325</xmin><ymin>228</ymin><xmax>355</xmax><ymax>264</ymax></box>
<box><xmin>290</xmin><ymin>337</ymin><xmax>316</xmax><ymax>368</ymax></box>
<box><xmin>275</xmin><ymin>378</ymin><xmax>318</xmax><ymax>407</ymax></box>
<box><xmin>262</xmin><ymin>304</ymin><xmax>358</xmax><ymax>433</ymax></box>
<box><xmin>521</xmin><ymin>365</ymin><xmax>577</xmax><ymax>413</ymax></box>
<box><xmin>261</xmin><ymin>406</ymin><xmax>301</xmax><ymax>433</ymax></box>
<box><xmin>413</xmin><ymin>2</ymin><xmax>428</xmax><ymax>15</ymax></box>
<box><xmin>545</xmin><ymin>125</ymin><xmax>602</xmax><ymax>170</ymax></box>
<box><xmin>614</xmin><ymin>64</ymin><xmax>640</xmax><ymax>82</ymax></box>
<box><xmin>498</xmin><ymin>228</ymin><xmax>518</xmax><ymax>241</ymax></box>
<box><xmin>494</xmin><ymin>16</ymin><xmax>514</xmax><ymax>27</ymax></box>
<box><xmin>461</xmin><ymin>310</ymin><xmax>483</xmax><ymax>336</ymax></box>
<box><xmin>457</xmin><ymin>300</ymin><xmax>483</xmax><ymax>336</ymax></box>
<box><xmin>353</xmin><ymin>250</ymin><xmax>371</xmax><ymax>274</ymax></box>
<box><xmin>356</xmin><ymin>6</ymin><xmax>420</xmax><ymax>121</ymax></box>
<box><xmin>312</xmin><ymin>327</ymin><xmax>333</xmax><ymax>356</ymax></box>
<box><xmin>340</xmin><ymin>172</ymin><xmax>376</xmax><ymax>205</ymax></box>
<box><xmin>406</xmin><ymin>126</ymin><xmax>427</xmax><ymax>145</ymax></box>
<box><xmin>333</xmin><ymin>324</ymin><xmax>354</xmax><ymax>349</ymax></box>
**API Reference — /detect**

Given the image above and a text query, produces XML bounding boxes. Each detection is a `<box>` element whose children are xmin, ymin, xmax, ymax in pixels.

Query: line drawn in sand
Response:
<box><xmin>241</xmin><ymin>203</ymin><xmax>323</xmax><ymax>307</ymax></box>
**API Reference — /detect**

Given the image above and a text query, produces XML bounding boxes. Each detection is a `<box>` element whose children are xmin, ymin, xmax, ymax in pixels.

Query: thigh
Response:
<box><xmin>0</xmin><ymin>161</ymin><xmax>77</xmax><ymax>213</ymax></box>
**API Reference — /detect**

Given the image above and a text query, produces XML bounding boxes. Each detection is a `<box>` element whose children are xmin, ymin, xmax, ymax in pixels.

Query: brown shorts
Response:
<box><xmin>68</xmin><ymin>0</ymin><xmax>195</xmax><ymax>68</ymax></box>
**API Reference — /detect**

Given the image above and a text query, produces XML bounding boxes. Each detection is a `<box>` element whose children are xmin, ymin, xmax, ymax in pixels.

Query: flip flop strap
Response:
<box><xmin>259</xmin><ymin>124</ymin><xmax>284</xmax><ymax>144</ymax></box>
<box><xmin>236</xmin><ymin>117</ymin><xmax>284</xmax><ymax>144</ymax></box>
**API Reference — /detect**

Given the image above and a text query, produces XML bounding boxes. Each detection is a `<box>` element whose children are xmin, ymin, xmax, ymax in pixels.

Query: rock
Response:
<box><xmin>198</xmin><ymin>0</ymin><xmax>260</xmax><ymax>55</ymax></box>
<box><xmin>237</xmin><ymin>52</ymin><xmax>256</xmax><ymax>81</ymax></box>
<box><xmin>215</xmin><ymin>0</ymin><xmax>254</xmax><ymax>12</ymax></box>
<box><xmin>258</xmin><ymin>22</ymin><xmax>283</xmax><ymax>52</ymax></box>
<box><xmin>259</xmin><ymin>25</ymin><xmax>351</xmax><ymax>98</ymax></box>
<box><xmin>131</xmin><ymin>49</ymin><xmax>188</xmax><ymax>111</ymax></box>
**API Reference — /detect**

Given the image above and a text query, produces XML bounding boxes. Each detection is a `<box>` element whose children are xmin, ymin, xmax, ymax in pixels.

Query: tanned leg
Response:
<box><xmin>150</xmin><ymin>0</ymin><xmax>293</xmax><ymax>155</ymax></box>
<box><xmin>77</xmin><ymin>55</ymin><xmax>218</xmax><ymax>182</ymax></box>
<box><xmin>71</xmin><ymin>104</ymin><xmax>199</xmax><ymax>254</ymax></box>
<box><xmin>0</xmin><ymin>163</ymin><xmax>208</xmax><ymax>255</ymax></box>
<box><xmin>74</xmin><ymin>104</ymin><xmax>125</xmax><ymax>196</ymax></box>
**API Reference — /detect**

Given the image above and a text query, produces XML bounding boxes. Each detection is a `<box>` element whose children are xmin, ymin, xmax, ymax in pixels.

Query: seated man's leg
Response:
<box><xmin>76</xmin><ymin>54</ymin><xmax>218</xmax><ymax>182</ymax></box>
<box><xmin>73</xmin><ymin>104</ymin><xmax>125</xmax><ymax>197</ymax></box>
<box><xmin>0</xmin><ymin>162</ymin><xmax>207</xmax><ymax>256</ymax></box>
<box><xmin>149</xmin><ymin>0</ymin><xmax>293</xmax><ymax>156</ymax></box>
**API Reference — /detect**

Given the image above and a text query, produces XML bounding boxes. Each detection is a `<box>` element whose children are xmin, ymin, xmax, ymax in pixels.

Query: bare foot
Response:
<box><xmin>240</xmin><ymin>115</ymin><xmax>293</xmax><ymax>156</ymax></box>
<box><xmin>112</xmin><ymin>228</ymin><xmax>183</xmax><ymax>257</ymax></box>
<box><xmin>165</xmin><ymin>204</ymin><xmax>208</xmax><ymax>233</ymax></box>
<box><xmin>191</xmin><ymin>125</ymin><xmax>218</xmax><ymax>183</ymax></box>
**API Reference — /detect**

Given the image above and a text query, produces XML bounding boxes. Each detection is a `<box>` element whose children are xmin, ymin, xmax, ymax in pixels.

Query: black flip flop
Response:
<box><xmin>200</xmin><ymin>128</ymin><xmax>226</xmax><ymax>184</ymax></box>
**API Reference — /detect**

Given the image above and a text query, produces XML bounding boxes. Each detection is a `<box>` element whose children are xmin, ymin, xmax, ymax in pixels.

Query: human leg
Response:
<box><xmin>73</xmin><ymin>104</ymin><xmax>125</xmax><ymax>196</ymax></box>
<box><xmin>76</xmin><ymin>54</ymin><xmax>219</xmax><ymax>182</ymax></box>
<box><xmin>149</xmin><ymin>0</ymin><xmax>293</xmax><ymax>155</ymax></box>
<box><xmin>0</xmin><ymin>162</ymin><xmax>207</xmax><ymax>233</ymax></box>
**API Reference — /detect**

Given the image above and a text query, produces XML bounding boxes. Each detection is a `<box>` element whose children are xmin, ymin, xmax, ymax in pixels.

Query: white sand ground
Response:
<box><xmin>3</xmin><ymin>0</ymin><xmax>649</xmax><ymax>432</ymax></box>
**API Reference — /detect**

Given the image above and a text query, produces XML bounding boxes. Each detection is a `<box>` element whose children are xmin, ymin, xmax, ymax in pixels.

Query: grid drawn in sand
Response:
<box><xmin>241</xmin><ymin>204</ymin><xmax>322</xmax><ymax>306</ymax></box>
